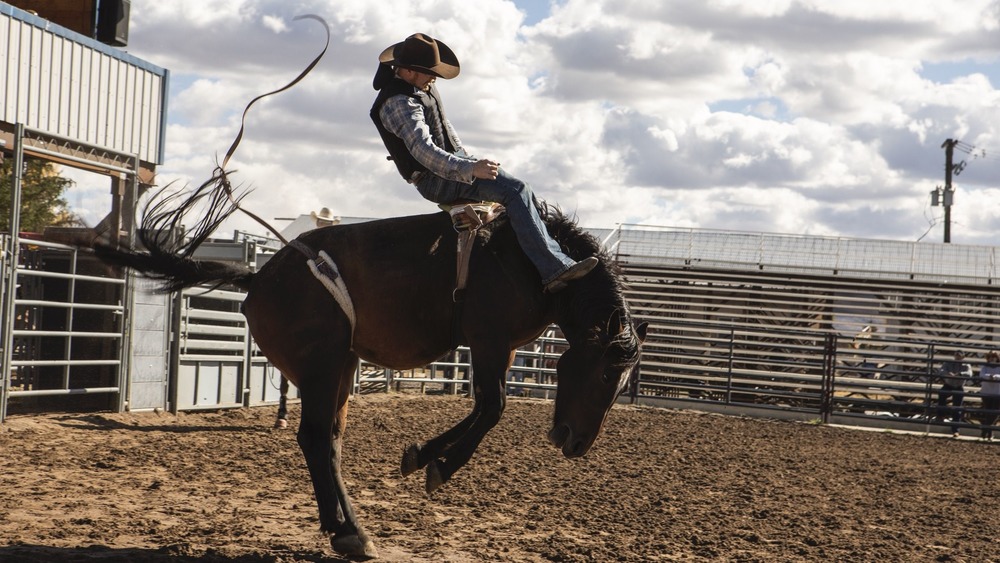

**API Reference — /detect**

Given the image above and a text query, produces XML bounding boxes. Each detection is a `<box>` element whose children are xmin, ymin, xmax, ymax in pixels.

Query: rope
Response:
<box><xmin>215</xmin><ymin>14</ymin><xmax>332</xmax><ymax>246</ymax></box>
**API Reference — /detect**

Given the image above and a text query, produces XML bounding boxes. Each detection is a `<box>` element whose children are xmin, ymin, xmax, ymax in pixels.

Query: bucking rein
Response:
<box><xmin>189</xmin><ymin>14</ymin><xmax>501</xmax><ymax>351</ymax></box>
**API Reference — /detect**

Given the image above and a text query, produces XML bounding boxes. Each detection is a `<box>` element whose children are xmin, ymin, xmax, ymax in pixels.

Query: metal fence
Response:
<box><xmin>8</xmin><ymin>221</ymin><xmax>1000</xmax><ymax>441</ymax></box>
<box><xmin>353</xmin><ymin>327</ymin><xmax>564</xmax><ymax>399</ymax></box>
<box><xmin>629</xmin><ymin>319</ymin><xmax>997</xmax><ymax>437</ymax></box>
<box><xmin>1</xmin><ymin>237</ymin><xmax>128</xmax><ymax>419</ymax></box>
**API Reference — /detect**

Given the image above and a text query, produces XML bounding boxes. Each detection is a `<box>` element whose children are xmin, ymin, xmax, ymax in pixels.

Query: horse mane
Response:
<box><xmin>538</xmin><ymin>204</ymin><xmax>613</xmax><ymax>266</ymax></box>
<box><xmin>480</xmin><ymin>202</ymin><xmax>612</xmax><ymax>270</ymax></box>
<box><xmin>535</xmin><ymin>203</ymin><xmax>628</xmax><ymax>296</ymax></box>
<box><xmin>484</xmin><ymin>202</ymin><xmax>638</xmax><ymax>359</ymax></box>
<box><xmin>541</xmin><ymin>205</ymin><xmax>639</xmax><ymax>361</ymax></box>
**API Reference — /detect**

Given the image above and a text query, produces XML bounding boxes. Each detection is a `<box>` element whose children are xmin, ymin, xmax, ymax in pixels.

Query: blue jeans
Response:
<box><xmin>415</xmin><ymin>169</ymin><xmax>576</xmax><ymax>284</ymax></box>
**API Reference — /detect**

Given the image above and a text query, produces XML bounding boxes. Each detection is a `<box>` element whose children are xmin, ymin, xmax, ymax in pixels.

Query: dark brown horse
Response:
<box><xmin>93</xmin><ymin>179</ymin><xmax>647</xmax><ymax>559</ymax></box>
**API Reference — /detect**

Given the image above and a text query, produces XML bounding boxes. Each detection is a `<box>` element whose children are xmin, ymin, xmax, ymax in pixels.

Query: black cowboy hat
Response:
<box><xmin>378</xmin><ymin>33</ymin><xmax>460</xmax><ymax>79</ymax></box>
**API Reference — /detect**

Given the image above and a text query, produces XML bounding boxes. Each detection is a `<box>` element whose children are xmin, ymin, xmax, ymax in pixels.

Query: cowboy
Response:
<box><xmin>370</xmin><ymin>33</ymin><xmax>597</xmax><ymax>293</ymax></box>
<box><xmin>310</xmin><ymin>207</ymin><xmax>340</xmax><ymax>228</ymax></box>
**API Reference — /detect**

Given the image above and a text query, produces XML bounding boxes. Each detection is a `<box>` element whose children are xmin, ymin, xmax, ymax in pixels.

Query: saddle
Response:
<box><xmin>438</xmin><ymin>200</ymin><xmax>504</xmax><ymax>301</ymax></box>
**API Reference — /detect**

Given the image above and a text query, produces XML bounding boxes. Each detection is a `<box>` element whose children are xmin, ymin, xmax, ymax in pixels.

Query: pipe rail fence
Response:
<box><xmin>5</xmin><ymin>223</ymin><xmax>1000</xmax><ymax>441</ymax></box>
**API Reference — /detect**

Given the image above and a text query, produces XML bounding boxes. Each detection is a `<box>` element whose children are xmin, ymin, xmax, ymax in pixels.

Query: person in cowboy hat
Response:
<box><xmin>370</xmin><ymin>33</ymin><xmax>597</xmax><ymax>293</ymax></box>
<box><xmin>310</xmin><ymin>207</ymin><xmax>340</xmax><ymax>228</ymax></box>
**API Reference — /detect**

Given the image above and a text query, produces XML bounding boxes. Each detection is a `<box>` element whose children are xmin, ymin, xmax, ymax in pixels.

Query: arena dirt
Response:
<box><xmin>0</xmin><ymin>393</ymin><xmax>997</xmax><ymax>562</ymax></box>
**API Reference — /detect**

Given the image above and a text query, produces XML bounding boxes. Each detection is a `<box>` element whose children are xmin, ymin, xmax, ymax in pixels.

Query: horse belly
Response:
<box><xmin>351</xmin><ymin>321</ymin><xmax>454</xmax><ymax>371</ymax></box>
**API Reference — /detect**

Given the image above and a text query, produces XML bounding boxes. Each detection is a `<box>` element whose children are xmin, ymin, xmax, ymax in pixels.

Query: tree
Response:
<box><xmin>0</xmin><ymin>157</ymin><xmax>81</xmax><ymax>233</ymax></box>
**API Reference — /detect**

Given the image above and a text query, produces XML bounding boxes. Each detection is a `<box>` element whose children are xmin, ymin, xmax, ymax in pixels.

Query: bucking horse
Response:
<box><xmin>91</xmin><ymin>171</ymin><xmax>647</xmax><ymax>558</ymax></box>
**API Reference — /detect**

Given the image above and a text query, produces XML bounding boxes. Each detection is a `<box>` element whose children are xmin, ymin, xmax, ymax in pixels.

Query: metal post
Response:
<box><xmin>0</xmin><ymin>235</ymin><xmax>9</xmax><ymax>423</ymax></box>
<box><xmin>725</xmin><ymin>327</ymin><xmax>735</xmax><ymax>404</ymax></box>
<box><xmin>1</xmin><ymin>124</ymin><xmax>26</xmax><ymax>422</ymax></box>
<box><xmin>117</xmin><ymin>160</ymin><xmax>140</xmax><ymax>413</ymax></box>
<box><xmin>820</xmin><ymin>333</ymin><xmax>837</xmax><ymax>424</ymax></box>
<box><xmin>942</xmin><ymin>139</ymin><xmax>957</xmax><ymax>243</ymax></box>
<box><xmin>168</xmin><ymin>288</ymin><xmax>183</xmax><ymax>414</ymax></box>
<box><xmin>60</xmin><ymin>247</ymin><xmax>79</xmax><ymax>390</ymax></box>
<box><xmin>923</xmin><ymin>343</ymin><xmax>936</xmax><ymax>433</ymax></box>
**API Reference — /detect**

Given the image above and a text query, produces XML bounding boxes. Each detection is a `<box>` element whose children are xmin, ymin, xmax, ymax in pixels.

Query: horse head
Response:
<box><xmin>548</xmin><ymin>308</ymin><xmax>648</xmax><ymax>458</ymax></box>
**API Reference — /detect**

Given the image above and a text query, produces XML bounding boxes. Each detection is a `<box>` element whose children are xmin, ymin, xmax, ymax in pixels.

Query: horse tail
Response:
<box><xmin>93</xmin><ymin>169</ymin><xmax>255</xmax><ymax>293</ymax></box>
<box><xmin>93</xmin><ymin>243</ymin><xmax>254</xmax><ymax>293</ymax></box>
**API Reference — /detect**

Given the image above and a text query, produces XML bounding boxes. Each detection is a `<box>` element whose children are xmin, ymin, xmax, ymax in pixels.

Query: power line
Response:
<box><xmin>953</xmin><ymin>140</ymin><xmax>1000</xmax><ymax>164</ymax></box>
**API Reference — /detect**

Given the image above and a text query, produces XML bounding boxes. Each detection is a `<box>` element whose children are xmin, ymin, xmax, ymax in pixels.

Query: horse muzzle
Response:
<box><xmin>547</xmin><ymin>423</ymin><xmax>592</xmax><ymax>458</ymax></box>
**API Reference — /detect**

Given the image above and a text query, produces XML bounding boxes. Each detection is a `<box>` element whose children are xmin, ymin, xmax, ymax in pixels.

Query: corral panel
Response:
<box><xmin>195</xmin><ymin>364</ymin><xmax>220</xmax><ymax>406</ymax></box>
<box><xmin>130</xmin><ymin>281</ymin><xmax>170</xmax><ymax>418</ymax></box>
<box><xmin>219</xmin><ymin>364</ymin><xmax>240</xmax><ymax>405</ymax></box>
<box><xmin>248</xmin><ymin>362</ymin><xmax>296</xmax><ymax>405</ymax></box>
<box><xmin>129</xmin><ymin>381</ymin><xmax>165</xmax><ymax>411</ymax></box>
<box><xmin>177</xmin><ymin>364</ymin><xmax>197</xmax><ymax>409</ymax></box>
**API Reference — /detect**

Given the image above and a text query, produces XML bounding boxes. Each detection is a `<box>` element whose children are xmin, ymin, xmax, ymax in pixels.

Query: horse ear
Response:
<box><xmin>634</xmin><ymin>321</ymin><xmax>649</xmax><ymax>343</ymax></box>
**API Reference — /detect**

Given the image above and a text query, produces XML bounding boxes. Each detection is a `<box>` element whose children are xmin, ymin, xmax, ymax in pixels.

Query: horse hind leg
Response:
<box><xmin>274</xmin><ymin>374</ymin><xmax>290</xmax><ymax>429</ymax></box>
<box><xmin>296</xmin><ymin>351</ymin><xmax>377</xmax><ymax>559</ymax></box>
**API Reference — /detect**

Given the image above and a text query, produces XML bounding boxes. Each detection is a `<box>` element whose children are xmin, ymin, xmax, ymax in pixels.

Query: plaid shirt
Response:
<box><xmin>378</xmin><ymin>94</ymin><xmax>477</xmax><ymax>184</ymax></box>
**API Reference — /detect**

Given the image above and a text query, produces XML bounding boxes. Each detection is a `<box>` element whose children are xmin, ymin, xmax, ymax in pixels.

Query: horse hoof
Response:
<box><xmin>425</xmin><ymin>460</ymin><xmax>444</xmax><ymax>495</ymax></box>
<box><xmin>273</xmin><ymin>418</ymin><xmax>288</xmax><ymax>429</ymax></box>
<box><xmin>400</xmin><ymin>443</ymin><xmax>421</xmax><ymax>476</ymax></box>
<box><xmin>331</xmin><ymin>531</ymin><xmax>379</xmax><ymax>560</ymax></box>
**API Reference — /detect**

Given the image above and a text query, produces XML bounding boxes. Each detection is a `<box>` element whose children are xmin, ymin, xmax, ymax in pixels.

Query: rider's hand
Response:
<box><xmin>472</xmin><ymin>159</ymin><xmax>500</xmax><ymax>180</ymax></box>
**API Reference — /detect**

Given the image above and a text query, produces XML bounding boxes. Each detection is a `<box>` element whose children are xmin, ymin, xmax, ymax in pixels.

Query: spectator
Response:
<box><xmin>936</xmin><ymin>350</ymin><xmax>972</xmax><ymax>437</ymax></box>
<box><xmin>978</xmin><ymin>350</ymin><xmax>1000</xmax><ymax>441</ymax></box>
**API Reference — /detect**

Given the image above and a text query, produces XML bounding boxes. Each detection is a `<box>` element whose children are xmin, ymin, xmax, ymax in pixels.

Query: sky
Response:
<box><xmin>78</xmin><ymin>0</ymin><xmax>1000</xmax><ymax>246</ymax></box>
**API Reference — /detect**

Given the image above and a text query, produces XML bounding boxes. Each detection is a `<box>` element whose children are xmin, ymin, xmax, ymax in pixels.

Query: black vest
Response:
<box><xmin>371</xmin><ymin>77</ymin><xmax>463</xmax><ymax>181</ymax></box>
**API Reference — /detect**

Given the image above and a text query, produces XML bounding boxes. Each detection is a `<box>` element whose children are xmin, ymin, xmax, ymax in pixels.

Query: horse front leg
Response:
<box><xmin>420</xmin><ymin>348</ymin><xmax>514</xmax><ymax>494</ymax></box>
<box><xmin>400</xmin><ymin>405</ymin><xmax>480</xmax><ymax>477</ymax></box>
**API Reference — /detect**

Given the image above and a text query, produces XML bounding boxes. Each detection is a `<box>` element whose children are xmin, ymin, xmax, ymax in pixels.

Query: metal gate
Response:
<box><xmin>173</xmin><ymin>285</ymin><xmax>292</xmax><ymax>411</ymax></box>
<box><xmin>0</xmin><ymin>238</ymin><xmax>130</xmax><ymax>418</ymax></box>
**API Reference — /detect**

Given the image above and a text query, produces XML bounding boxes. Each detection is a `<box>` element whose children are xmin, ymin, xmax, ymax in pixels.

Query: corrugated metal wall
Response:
<box><xmin>0</xmin><ymin>4</ymin><xmax>167</xmax><ymax>164</ymax></box>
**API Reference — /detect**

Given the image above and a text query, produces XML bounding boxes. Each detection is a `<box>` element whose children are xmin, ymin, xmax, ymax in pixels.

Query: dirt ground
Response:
<box><xmin>0</xmin><ymin>394</ymin><xmax>998</xmax><ymax>562</ymax></box>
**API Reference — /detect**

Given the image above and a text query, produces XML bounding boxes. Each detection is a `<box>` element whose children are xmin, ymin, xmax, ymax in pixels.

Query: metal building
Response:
<box><xmin>1</xmin><ymin>3</ymin><xmax>167</xmax><ymax>420</ymax></box>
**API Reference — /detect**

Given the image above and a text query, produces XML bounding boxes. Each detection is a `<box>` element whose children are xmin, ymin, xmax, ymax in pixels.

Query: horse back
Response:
<box><xmin>245</xmin><ymin>212</ymin><xmax>546</xmax><ymax>371</ymax></box>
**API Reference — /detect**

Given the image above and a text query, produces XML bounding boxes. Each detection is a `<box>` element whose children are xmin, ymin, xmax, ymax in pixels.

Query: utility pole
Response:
<box><xmin>941</xmin><ymin>138</ymin><xmax>958</xmax><ymax>243</ymax></box>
